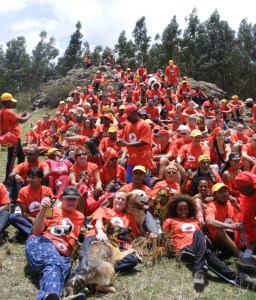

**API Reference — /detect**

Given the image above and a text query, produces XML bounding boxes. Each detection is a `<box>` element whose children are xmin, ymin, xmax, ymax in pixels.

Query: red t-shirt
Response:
<box><xmin>17</xmin><ymin>185</ymin><xmax>53</xmax><ymax>218</ymax></box>
<box><xmin>0</xmin><ymin>108</ymin><xmax>21</xmax><ymax>138</ymax></box>
<box><xmin>163</xmin><ymin>218</ymin><xmax>200</xmax><ymax>250</ymax></box>
<box><xmin>120</xmin><ymin>183</ymin><xmax>152</xmax><ymax>197</ymax></box>
<box><xmin>87</xmin><ymin>206</ymin><xmax>140</xmax><ymax>237</ymax></box>
<box><xmin>14</xmin><ymin>160</ymin><xmax>50</xmax><ymax>182</ymax></box>
<box><xmin>42</xmin><ymin>207</ymin><xmax>85</xmax><ymax>256</ymax></box>
<box><xmin>70</xmin><ymin>162</ymin><xmax>99</xmax><ymax>185</ymax></box>
<box><xmin>151</xmin><ymin>181</ymin><xmax>180</xmax><ymax>198</ymax></box>
<box><xmin>0</xmin><ymin>183</ymin><xmax>10</xmax><ymax>205</ymax></box>
<box><xmin>100</xmin><ymin>164</ymin><xmax>126</xmax><ymax>186</ymax></box>
<box><xmin>123</xmin><ymin>119</ymin><xmax>154</xmax><ymax>169</ymax></box>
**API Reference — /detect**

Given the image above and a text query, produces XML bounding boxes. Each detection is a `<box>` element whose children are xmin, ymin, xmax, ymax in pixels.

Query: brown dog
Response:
<box><xmin>125</xmin><ymin>190</ymin><xmax>150</xmax><ymax>235</ymax></box>
<box><xmin>65</xmin><ymin>218</ymin><xmax>142</xmax><ymax>296</ymax></box>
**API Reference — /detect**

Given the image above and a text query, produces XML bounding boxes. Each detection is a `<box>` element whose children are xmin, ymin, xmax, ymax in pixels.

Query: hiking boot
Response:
<box><xmin>236</xmin><ymin>257</ymin><xmax>256</xmax><ymax>274</ymax></box>
<box><xmin>194</xmin><ymin>270</ymin><xmax>205</xmax><ymax>290</ymax></box>
<box><xmin>235</xmin><ymin>273</ymin><xmax>256</xmax><ymax>290</ymax></box>
<box><xmin>44</xmin><ymin>293</ymin><xmax>60</xmax><ymax>300</ymax></box>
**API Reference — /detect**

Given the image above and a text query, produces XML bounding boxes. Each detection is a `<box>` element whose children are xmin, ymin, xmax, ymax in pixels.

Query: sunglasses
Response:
<box><xmin>109</xmin><ymin>157</ymin><xmax>118</xmax><ymax>161</ymax></box>
<box><xmin>76</xmin><ymin>152</ymin><xmax>90</xmax><ymax>157</ymax></box>
<box><xmin>166</xmin><ymin>170</ymin><xmax>177</xmax><ymax>174</ymax></box>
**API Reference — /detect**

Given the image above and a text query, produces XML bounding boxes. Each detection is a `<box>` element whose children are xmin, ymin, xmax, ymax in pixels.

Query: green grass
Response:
<box><xmin>0</xmin><ymin>109</ymin><xmax>256</xmax><ymax>299</ymax></box>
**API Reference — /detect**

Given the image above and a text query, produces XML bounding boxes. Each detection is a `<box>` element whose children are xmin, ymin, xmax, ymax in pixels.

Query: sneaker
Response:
<box><xmin>236</xmin><ymin>257</ymin><xmax>256</xmax><ymax>274</ymax></box>
<box><xmin>64</xmin><ymin>293</ymin><xmax>86</xmax><ymax>300</ymax></box>
<box><xmin>44</xmin><ymin>293</ymin><xmax>60</xmax><ymax>300</ymax></box>
<box><xmin>194</xmin><ymin>270</ymin><xmax>205</xmax><ymax>290</ymax></box>
<box><xmin>235</xmin><ymin>273</ymin><xmax>256</xmax><ymax>290</ymax></box>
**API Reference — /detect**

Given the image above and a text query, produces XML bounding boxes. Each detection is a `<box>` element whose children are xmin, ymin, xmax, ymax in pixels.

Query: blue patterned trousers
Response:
<box><xmin>25</xmin><ymin>235</ymin><xmax>71</xmax><ymax>300</ymax></box>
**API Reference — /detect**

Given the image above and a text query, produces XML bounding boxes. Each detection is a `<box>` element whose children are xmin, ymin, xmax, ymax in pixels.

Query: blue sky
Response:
<box><xmin>0</xmin><ymin>0</ymin><xmax>254</xmax><ymax>56</ymax></box>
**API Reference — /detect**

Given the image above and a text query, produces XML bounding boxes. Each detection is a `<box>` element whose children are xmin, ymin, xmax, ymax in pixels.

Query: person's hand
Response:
<box><xmin>41</xmin><ymin>197</ymin><xmax>52</xmax><ymax>209</ymax></box>
<box><xmin>96</xmin><ymin>229</ymin><xmax>108</xmax><ymax>242</ymax></box>
<box><xmin>15</xmin><ymin>174</ymin><xmax>24</xmax><ymax>185</ymax></box>
<box><xmin>228</xmin><ymin>222</ymin><xmax>244</xmax><ymax>232</ymax></box>
<box><xmin>204</xmin><ymin>196</ymin><xmax>214</xmax><ymax>203</ymax></box>
<box><xmin>185</xmin><ymin>169</ymin><xmax>193</xmax><ymax>180</ymax></box>
<box><xmin>116</xmin><ymin>139</ymin><xmax>127</xmax><ymax>147</ymax></box>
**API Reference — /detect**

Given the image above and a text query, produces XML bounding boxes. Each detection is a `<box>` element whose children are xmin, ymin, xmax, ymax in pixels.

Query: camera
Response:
<box><xmin>49</xmin><ymin>225</ymin><xmax>72</xmax><ymax>236</ymax></box>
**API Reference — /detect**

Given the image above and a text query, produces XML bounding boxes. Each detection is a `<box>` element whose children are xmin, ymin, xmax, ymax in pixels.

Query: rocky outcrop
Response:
<box><xmin>30</xmin><ymin>66</ymin><xmax>227</xmax><ymax>110</ymax></box>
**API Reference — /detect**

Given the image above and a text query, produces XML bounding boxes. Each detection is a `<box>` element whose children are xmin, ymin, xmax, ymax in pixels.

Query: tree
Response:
<box><xmin>31</xmin><ymin>31</ymin><xmax>59</xmax><ymax>89</ymax></box>
<box><xmin>4</xmin><ymin>36</ymin><xmax>31</xmax><ymax>92</ymax></box>
<box><xmin>132</xmin><ymin>17</ymin><xmax>151</xmax><ymax>65</ymax></box>
<box><xmin>161</xmin><ymin>16</ymin><xmax>182</xmax><ymax>66</ymax></box>
<box><xmin>56</xmin><ymin>21</ymin><xmax>83</xmax><ymax>75</ymax></box>
<box><xmin>0</xmin><ymin>45</ymin><xmax>6</xmax><ymax>92</ymax></box>
<box><xmin>114</xmin><ymin>31</ymin><xmax>135</xmax><ymax>69</ymax></box>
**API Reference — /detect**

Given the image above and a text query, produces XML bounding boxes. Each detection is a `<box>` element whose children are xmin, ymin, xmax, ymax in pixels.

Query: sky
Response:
<box><xmin>0</xmin><ymin>0</ymin><xmax>255</xmax><ymax>56</ymax></box>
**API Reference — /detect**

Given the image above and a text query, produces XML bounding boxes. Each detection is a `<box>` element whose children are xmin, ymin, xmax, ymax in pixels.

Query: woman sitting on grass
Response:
<box><xmin>163</xmin><ymin>194</ymin><xmax>256</xmax><ymax>291</ymax></box>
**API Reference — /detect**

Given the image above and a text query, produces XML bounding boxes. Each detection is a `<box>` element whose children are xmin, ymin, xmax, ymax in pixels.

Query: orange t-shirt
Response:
<box><xmin>14</xmin><ymin>160</ymin><xmax>50</xmax><ymax>182</ymax></box>
<box><xmin>120</xmin><ymin>183</ymin><xmax>152</xmax><ymax>196</ymax></box>
<box><xmin>42</xmin><ymin>207</ymin><xmax>84</xmax><ymax>256</ymax></box>
<box><xmin>70</xmin><ymin>162</ymin><xmax>99</xmax><ymax>184</ymax></box>
<box><xmin>99</xmin><ymin>137</ymin><xmax>121</xmax><ymax>153</ymax></box>
<box><xmin>178</xmin><ymin>143</ymin><xmax>210</xmax><ymax>170</ymax></box>
<box><xmin>100</xmin><ymin>164</ymin><xmax>126</xmax><ymax>186</ymax></box>
<box><xmin>230</xmin><ymin>132</ymin><xmax>249</xmax><ymax>147</ymax></box>
<box><xmin>123</xmin><ymin>119</ymin><xmax>154</xmax><ymax>169</ymax></box>
<box><xmin>151</xmin><ymin>181</ymin><xmax>180</xmax><ymax>198</ymax></box>
<box><xmin>0</xmin><ymin>108</ymin><xmax>21</xmax><ymax>138</ymax></box>
<box><xmin>165</xmin><ymin>65</ymin><xmax>180</xmax><ymax>83</ymax></box>
<box><xmin>205</xmin><ymin>201</ymin><xmax>238</xmax><ymax>237</ymax></box>
<box><xmin>87</xmin><ymin>206</ymin><xmax>140</xmax><ymax>237</ymax></box>
<box><xmin>163</xmin><ymin>218</ymin><xmax>200</xmax><ymax>250</ymax></box>
<box><xmin>0</xmin><ymin>183</ymin><xmax>10</xmax><ymax>205</ymax></box>
<box><xmin>141</xmin><ymin>106</ymin><xmax>160</xmax><ymax>119</ymax></box>
<box><xmin>17</xmin><ymin>185</ymin><xmax>53</xmax><ymax>218</ymax></box>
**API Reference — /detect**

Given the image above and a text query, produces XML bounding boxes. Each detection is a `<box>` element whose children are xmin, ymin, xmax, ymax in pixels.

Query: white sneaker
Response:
<box><xmin>14</xmin><ymin>206</ymin><xmax>22</xmax><ymax>214</ymax></box>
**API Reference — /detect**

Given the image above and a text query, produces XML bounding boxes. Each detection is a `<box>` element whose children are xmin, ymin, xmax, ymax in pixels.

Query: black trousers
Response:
<box><xmin>181</xmin><ymin>230</ymin><xmax>237</xmax><ymax>283</ymax></box>
<box><xmin>6</xmin><ymin>139</ymin><xmax>25</xmax><ymax>180</ymax></box>
<box><xmin>0</xmin><ymin>211</ymin><xmax>10</xmax><ymax>233</ymax></box>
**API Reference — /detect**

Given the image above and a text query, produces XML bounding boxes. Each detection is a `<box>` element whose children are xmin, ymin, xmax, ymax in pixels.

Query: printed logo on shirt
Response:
<box><xmin>29</xmin><ymin>201</ymin><xmax>41</xmax><ymax>213</ymax></box>
<box><xmin>187</xmin><ymin>155</ymin><xmax>196</xmax><ymax>162</ymax></box>
<box><xmin>62</xmin><ymin>218</ymin><xmax>74</xmax><ymax>232</ymax></box>
<box><xmin>111</xmin><ymin>216</ymin><xmax>124</xmax><ymax>227</ymax></box>
<box><xmin>224</xmin><ymin>217</ymin><xmax>234</xmax><ymax>232</ymax></box>
<box><xmin>181</xmin><ymin>223</ymin><xmax>196</xmax><ymax>232</ymax></box>
<box><xmin>129</xmin><ymin>132</ymin><xmax>137</xmax><ymax>143</ymax></box>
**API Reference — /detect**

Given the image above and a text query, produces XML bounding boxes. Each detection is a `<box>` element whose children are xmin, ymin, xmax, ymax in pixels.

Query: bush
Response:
<box><xmin>43</xmin><ymin>83</ymin><xmax>75</xmax><ymax>108</ymax></box>
<box><xmin>15</xmin><ymin>91</ymin><xmax>34</xmax><ymax>111</ymax></box>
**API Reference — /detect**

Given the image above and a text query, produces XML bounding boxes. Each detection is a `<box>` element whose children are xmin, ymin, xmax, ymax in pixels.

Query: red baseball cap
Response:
<box><xmin>123</xmin><ymin>104</ymin><xmax>138</xmax><ymax>117</ymax></box>
<box><xmin>235</xmin><ymin>171</ymin><xmax>256</xmax><ymax>189</ymax></box>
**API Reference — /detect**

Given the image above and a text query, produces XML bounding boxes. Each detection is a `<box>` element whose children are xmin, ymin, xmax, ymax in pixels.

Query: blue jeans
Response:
<box><xmin>25</xmin><ymin>236</ymin><xmax>71</xmax><ymax>300</ymax></box>
<box><xmin>8</xmin><ymin>213</ymin><xmax>33</xmax><ymax>236</ymax></box>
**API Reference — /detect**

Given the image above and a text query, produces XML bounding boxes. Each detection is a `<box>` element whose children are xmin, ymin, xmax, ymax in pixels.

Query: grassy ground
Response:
<box><xmin>0</xmin><ymin>109</ymin><xmax>256</xmax><ymax>299</ymax></box>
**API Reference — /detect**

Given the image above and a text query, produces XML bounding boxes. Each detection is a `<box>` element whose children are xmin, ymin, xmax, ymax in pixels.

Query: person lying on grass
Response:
<box><xmin>163</xmin><ymin>194</ymin><xmax>256</xmax><ymax>291</ymax></box>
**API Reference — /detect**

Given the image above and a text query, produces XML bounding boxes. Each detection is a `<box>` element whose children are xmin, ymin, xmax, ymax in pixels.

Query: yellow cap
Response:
<box><xmin>1</xmin><ymin>92</ymin><xmax>17</xmax><ymax>102</ymax></box>
<box><xmin>198</xmin><ymin>154</ymin><xmax>211</xmax><ymax>163</ymax></box>
<box><xmin>212</xmin><ymin>183</ymin><xmax>229</xmax><ymax>194</ymax></box>
<box><xmin>59</xmin><ymin>100</ymin><xmax>65</xmax><ymax>104</ymax></box>
<box><xmin>169</xmin><ymin>60</ymin><xmax>174</xmax><ymax>65</ymax></box>
<box><xmin>47</xmin><ymin>148</ymin><xmax>59</xmax><ymax>158</ymax></box>
<box><xmin>221</xmin><ymin>99</ymin><xmax>227</xmax><ymax>103</ymax></box>
<box><xmin>119</xmin><ymin>105</ymin><xmax>125</xmax><ymax>110</ymax></box>
<box><xmin>133</xmin><ymin>165</ymin><xmax>146</xmax><ymax>174</ymax></box>
<box><xmin>108</xmin><ymin>126</ymin><xmax>117</xmax><ymax>133</ymax></box>
<box><xmin>231</xmin><ymin>95</ymin><xmax>238</xmax><ymax>100</ymax></box>
<box><xmin>190</xmin><ymin>129</ymin><xmax>202</xmax><ymax>137</ymax></box>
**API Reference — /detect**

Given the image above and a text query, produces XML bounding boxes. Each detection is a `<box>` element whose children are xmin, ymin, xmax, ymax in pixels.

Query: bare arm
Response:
<box><xmin>33</xmin><ymin>197</ymin><xmax>51</xmax><ymax>235</ymax></box>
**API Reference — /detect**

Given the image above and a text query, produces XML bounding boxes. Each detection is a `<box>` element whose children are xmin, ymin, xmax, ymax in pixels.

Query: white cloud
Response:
<box><xmin>0</xmin><ymin>0</ymin><xmax>255</xmax><ymax>56</ymax></box>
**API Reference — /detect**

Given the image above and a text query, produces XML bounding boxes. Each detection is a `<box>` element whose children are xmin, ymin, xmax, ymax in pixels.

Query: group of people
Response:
<box><xmin>1</xmin><ymin>59</ymin><xmax>256</xmax><ymax>299</ymax></box>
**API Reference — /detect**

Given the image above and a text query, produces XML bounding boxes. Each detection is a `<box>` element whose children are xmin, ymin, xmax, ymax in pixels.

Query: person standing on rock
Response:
<box><xmin>0</xmin><ymin>93</ymin><xmax>31</xmax><ymax>186</ymax></box>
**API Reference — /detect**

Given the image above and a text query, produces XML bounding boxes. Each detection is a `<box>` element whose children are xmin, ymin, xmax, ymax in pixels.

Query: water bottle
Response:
<box><xmin>239</xmin><ymin>221</ymin><xmax>247</xmax><ymax>247</ymax></box>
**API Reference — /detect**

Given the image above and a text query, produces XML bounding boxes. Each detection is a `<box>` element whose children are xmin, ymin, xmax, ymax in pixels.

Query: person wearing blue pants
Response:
<box><xmin>25</xmin><ymin>186</ymin><xmax>86</xmax><ymax>300</ymax></box>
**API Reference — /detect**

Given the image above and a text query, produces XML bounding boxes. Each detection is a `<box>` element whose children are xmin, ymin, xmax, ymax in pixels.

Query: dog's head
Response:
<box><xmin>102</xmin><ymin>217</ymin><xmax>132</xmax><ymax>242</ymax></box>
<box><xmin>125</xmin><ymin>190</ymin><xmax>150</xmax><ymax>212</ymax></box>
